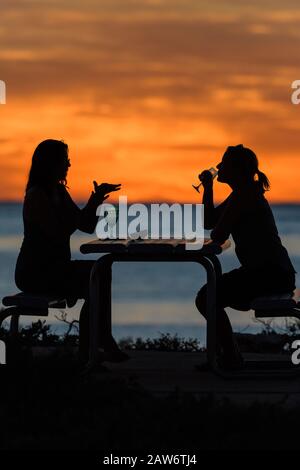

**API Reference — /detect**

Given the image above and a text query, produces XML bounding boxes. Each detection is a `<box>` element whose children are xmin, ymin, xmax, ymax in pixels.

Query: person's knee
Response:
<box><xmin>195</xmin><ymin>286</ymin><xmax>208</xmax><ymax>318</ymax></box>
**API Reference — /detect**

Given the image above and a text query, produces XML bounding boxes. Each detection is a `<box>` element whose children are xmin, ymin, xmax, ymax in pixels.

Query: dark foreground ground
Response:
<box><xmin>0</xmin><ymin>344</ymin><xmax>300</xmax><ymax>452</ymax></box>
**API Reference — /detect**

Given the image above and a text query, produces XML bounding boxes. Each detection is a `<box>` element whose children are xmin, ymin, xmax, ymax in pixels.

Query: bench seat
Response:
<box><xmin>250</xmin><ymin>291</ymin><xmax>300</xmax><ymax>319</ymax></box>
<box><xmin>2</xmin><ymin>293</ymin><xmax>67</xmax><ymax>310</ymax></box>
<box><xmin>250</xmin><ymin>292</ymin><xmax>298</xmax><ymax>310</ymax></box>
<box><xmin>0</xmin><ymin>293</ymin><xmax>68</xmax><ymax>336</ymax></box>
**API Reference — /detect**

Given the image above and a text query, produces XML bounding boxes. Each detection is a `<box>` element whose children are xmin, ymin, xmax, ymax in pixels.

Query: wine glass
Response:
<box><xmin>192</xmin><ymin>167</ymin><xmax>218</xmax><ymax>193</ymax></box>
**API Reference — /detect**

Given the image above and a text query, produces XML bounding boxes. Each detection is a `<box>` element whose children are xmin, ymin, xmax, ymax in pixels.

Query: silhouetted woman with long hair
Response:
<box><xmin>195</xmin><ymin>144</ymin><xmax>296</xmax><ymax>369</ymax></box>
<box><xmin>15</xmin><ymin>139</ymin><xmax>123</xmax><ymax>361</ymax></box>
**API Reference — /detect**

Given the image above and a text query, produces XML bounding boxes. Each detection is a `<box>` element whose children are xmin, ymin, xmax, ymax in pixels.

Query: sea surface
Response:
<box><xmin>1</xmin><ymin>203</ymin><xmax>300</xmax><ymax>346</ymax></box>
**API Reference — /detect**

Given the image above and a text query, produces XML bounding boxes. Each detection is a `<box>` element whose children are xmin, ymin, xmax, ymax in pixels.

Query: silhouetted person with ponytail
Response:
<box><xmin>15</xmin><ymin>139</ymin><xmax>126</xmax><ymax>362</ymax></box>
<box><xmin>195</xmin><ymin>144</ymin><xmax>296</xmax><ymax>369</ymax></box>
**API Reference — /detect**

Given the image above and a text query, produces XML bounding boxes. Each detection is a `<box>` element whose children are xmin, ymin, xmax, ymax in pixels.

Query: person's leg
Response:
<box><xmin>65</xmin><ymin>260</ymin><xmax>93</xmax><ymax>360</ymax></box>
<box><xmin>95</xmin><ymin>258</ymin><xmax>129</xmax><ymax>360</ymax></box>
<box><xmin>78</xmin><ymin>297</ymin><xmax>89</xmax><ymax>359</ymax></box>
<box><xmin>69</xmin><ymin>259</ymin><xmax>126</xmax><ymax>360</ymax></box>
<box><xmin>195</xmin><ymin>268</ymin><xmax>251</xmax><ymax>363</ymax></box>
<box><xmin>195</xmin><ymin>284</ymin><xmax>238</xmax><ymax>359</ymax></box>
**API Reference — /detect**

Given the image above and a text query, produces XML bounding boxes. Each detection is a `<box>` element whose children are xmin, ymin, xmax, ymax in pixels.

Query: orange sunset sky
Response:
<box><xmin>1</xmin><ymin>0</ymin><xmax>300</xmax><ymax>202</ymax></box>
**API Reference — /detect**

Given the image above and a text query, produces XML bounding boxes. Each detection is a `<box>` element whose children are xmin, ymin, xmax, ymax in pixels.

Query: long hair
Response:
<box><xmin>227</xmin><ymin>144</ymin><xmax>270</xmax><ymax>192</ymax></box>
<box><xmin>26</xmin><ymin>139</ymin><xmax>69</xmax><ymax>192</ymax></box>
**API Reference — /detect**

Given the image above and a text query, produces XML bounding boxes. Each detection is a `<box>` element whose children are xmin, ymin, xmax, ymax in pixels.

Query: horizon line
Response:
<box><xmin>1</xmin><ymin>199</ymin><xmax>300</xmax><ymax>206</ymax></box>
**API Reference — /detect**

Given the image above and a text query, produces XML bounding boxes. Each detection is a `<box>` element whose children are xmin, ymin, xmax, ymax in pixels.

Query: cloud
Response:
<box><xmin>0</xmin><ymin>0</ymin><xmax>300</xmax><ymax>201</ymax></box>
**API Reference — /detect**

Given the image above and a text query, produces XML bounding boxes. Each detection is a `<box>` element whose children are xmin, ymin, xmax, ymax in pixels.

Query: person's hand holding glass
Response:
<box><xmin>192</xmin><ymin>167</ymin><xmax>218</xmax><ymax>193</ymax></box>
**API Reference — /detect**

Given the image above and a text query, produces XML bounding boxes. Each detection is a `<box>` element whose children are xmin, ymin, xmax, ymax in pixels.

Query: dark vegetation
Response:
<box><xmin>1</xmin><ymin>310</ymin><xmax>300</xmax><ymax>354</ymax></box>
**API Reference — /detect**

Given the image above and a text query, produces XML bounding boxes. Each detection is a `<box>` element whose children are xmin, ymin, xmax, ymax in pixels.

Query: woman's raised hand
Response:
<box><xmin>93</xmin><ymin>181</ymin><xmax>122</xmax><ymax>199</ymax></box>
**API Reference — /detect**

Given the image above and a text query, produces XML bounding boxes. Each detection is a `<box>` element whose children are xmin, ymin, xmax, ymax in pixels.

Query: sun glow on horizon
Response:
<box><xmin>1</xmin><ymin>0</ymin><xmax>300</xmax><ymax>203</ymax></box>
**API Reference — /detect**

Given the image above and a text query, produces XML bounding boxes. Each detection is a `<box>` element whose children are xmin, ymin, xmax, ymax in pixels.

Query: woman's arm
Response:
<box><xmin>210</xmin><ymin>192</ymin><xmax>241</xmax><ymax>244</ymax></box>
<box><xmin>200</xmin><ymin>170</ymin><xmax>228</xmax><ymax>229</ymax></box>
<box><xmin>78</xmin><ymin>192</ymin><xmax>102</xmax><ymax>234</ymax></box>
<box><xmin>62</xmin><ymin>188</ymin><xmax>104</xmax><ymax>234</ymax></box>
<box><xmin>63</xmin><ymin>182</ymin><xmax>121</xmax><ymax>234</ymax></box>
<box><xmin>202</xmin><ymin>184</ymin><xmax>216</xmax><ymax>229</ymax></box>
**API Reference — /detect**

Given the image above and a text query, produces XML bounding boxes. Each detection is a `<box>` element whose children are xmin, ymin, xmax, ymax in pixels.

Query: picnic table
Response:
<box><xmin>80</xmin><ymin>238</ymin><xmax>231</xmax><ymax>368</ymax></box>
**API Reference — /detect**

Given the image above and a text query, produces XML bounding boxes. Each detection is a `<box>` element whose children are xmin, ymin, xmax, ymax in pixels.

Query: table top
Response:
<box><xmin>80</xmin><ymin>237</ymin><xmax>231</xmax><ymax>256</ymax></box>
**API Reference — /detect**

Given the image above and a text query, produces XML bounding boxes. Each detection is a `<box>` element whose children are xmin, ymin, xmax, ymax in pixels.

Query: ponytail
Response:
<box><xmin>256</xmin><ymin>170</ymin><xmax>270</xmax><ymax>192</ymax></box>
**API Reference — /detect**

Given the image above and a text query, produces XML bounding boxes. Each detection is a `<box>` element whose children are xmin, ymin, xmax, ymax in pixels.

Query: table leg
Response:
<box><xmin>205</xmin><ymin>253</ymin><xmax>222</xmax><ymax>279</ymax></box>
<box><xmin>195</xmin><ymin>256</ymin><xmax>217</xmax><ymax>369</ymax></box>
<box><xmin>88</xmin><ymin>254</ymin><xmax>113</xmax><ymax>367</ymax></box>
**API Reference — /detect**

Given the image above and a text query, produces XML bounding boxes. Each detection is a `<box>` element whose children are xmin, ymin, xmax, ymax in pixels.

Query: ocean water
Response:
<box><xmin>0</xmin><ymin>203</ymin><xmax>300</xmax><ymax>346</ymax></box>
